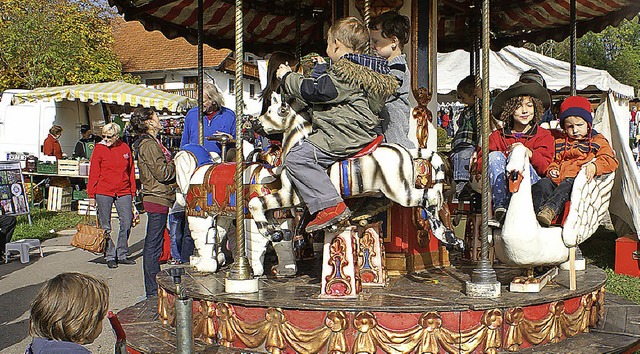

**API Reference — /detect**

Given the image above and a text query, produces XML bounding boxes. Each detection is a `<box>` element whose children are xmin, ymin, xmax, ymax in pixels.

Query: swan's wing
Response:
<box><xmin>562</xmin><ymin>170</ymin><xmax>615</xmax><ymax>247</ymax></box>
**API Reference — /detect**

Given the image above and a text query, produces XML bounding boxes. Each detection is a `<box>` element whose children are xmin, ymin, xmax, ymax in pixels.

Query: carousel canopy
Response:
<box><xmin>437</xmin><ymin>46</ymin><xmax>635</xmax><ymax>98</ymax></box>
<box><xmin>12</xmin><ymin>81</ymin><xmax>197</xmax><ymax>112</ymax></box>
<box><xmin>107</xmin><ymin>0</ymin><xmax>640</xmax><ymax>53</ymax></box>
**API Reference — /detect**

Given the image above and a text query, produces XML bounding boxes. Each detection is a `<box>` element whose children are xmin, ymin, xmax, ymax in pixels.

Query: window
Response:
<box><xmin>249</xmin><ymin>84</ymin><xmax>256</xmax><ymax>98</ymax></box>
<box><xmin>228</xmin><ymin>79</ymin><xmax>235</xmax><ymax>95</ymax></box>
<box><xmin>145</xmin><ymin>78</ymin><xmax>165</xmax><ymax>89</ymax></box>
<box><xmin>183</xmin><ymin>76</ymin><xmax>198</xmax><ymax>89</ymax></box>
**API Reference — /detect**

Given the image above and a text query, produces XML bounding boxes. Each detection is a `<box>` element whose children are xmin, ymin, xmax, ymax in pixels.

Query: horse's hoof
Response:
<box><xmin>268</xmin><ymin>229</ymin><xmax>292</xmax><ymax>242</ymax></box>
<box><xmin>271</xmin><ymin>265</ymin><xmax>297</xmax><ymax>277</ymax></box>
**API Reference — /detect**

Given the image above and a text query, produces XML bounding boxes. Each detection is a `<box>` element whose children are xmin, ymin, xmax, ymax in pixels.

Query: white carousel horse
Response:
<box><xmin>492</xmin><ymin>144</ymin><xmax>614</xmax><ymax>267</ymax></box>
<box><xmin>174</xmin><ymin>144</ymin><xmax>297</xmax><ymax>276</ymax></box>
<box><xmin>247</xmin><ymin>94</ymin><xmax>462</xmax><ymax>249</ymax></box>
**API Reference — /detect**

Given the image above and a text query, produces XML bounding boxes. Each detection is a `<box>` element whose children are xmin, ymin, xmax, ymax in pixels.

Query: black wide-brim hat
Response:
<box><xmin>491</xmin><ymin>81</ymin><xmax>551</xmax><ymax>120</ymax></box>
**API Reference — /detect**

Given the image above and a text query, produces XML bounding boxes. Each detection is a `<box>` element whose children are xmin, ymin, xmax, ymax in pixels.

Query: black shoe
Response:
<box><xmin>107</xmin><ymin>260</ymin><xmax>118</xmax><ymax>268</ymax></box>
<box><xmin>118</xmin><ymin>258</ymin><xmax>136</xmax><ymax>265</ymax></box>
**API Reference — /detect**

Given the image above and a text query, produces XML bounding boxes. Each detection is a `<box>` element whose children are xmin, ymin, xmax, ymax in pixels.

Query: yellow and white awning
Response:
<box><xmin>12</xmin><ymin>81</ymin><xmax>196</xmax><ymax>112</ymax></box>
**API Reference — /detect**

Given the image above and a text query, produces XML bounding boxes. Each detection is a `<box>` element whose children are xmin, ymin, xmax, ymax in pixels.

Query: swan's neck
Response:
<box><xmin>504</xmin><ymin>163</ymin><xmax>538</xmax><ymax>230</ymax></box>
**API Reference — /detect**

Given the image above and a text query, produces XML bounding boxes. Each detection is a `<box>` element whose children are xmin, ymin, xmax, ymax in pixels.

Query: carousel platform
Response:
<box><xmin>116</xmin><ymin>260</ymin><xmax>640</xmax><ymax>353</ymax></box>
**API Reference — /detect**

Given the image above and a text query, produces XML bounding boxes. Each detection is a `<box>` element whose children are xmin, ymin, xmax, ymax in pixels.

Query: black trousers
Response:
<box><xmin>532</xmin><ymin>177</ymin><xmax>575</xmax><ymax>215</ymax></box>
<box><xmin>0</xmin><ymin>215</ymin><xmax>17</xmax><ymax>256</ymax></box>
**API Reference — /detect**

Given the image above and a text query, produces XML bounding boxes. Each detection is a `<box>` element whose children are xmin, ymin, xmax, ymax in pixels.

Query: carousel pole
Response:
<box><xmin>363</xmin><ymin>0</ymin><xmax>371</xmax><ymax>54</ymax></box>
<box><xmin>568</xmin><ymin>0</ymin><xmax>578</xmax><ymax>291</ymax></box>
<box><xmin>225</xmin><ymin>0</ymin><xmax>258</xmax><ymax>293</ymax></box>
<box><xmin>466</xmin><ymin>0</ymin><xmax>500</xmax><ymax>298</ymax></box>
<box><xmin>570</xmin><ymin>0</ymin><xmax>577</xmax><ymax>96</ymax></box>
<box><xmin>197</xmin><ymin>0</ymin><xmax>204</xmax><ymax>146</ymax></box>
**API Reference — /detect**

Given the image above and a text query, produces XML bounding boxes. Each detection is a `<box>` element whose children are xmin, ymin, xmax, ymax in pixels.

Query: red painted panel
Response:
<box><xmin>615</xmin><ymin>235</ymin><xmax>640</xmax><ymax>277</ymax></box>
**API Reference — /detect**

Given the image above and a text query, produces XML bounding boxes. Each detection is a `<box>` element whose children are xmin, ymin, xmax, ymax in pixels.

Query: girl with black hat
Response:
<box><xmin>488</xmin><ymin>81</ymin><xmax>555</xmax><ymax>224</ymax></box>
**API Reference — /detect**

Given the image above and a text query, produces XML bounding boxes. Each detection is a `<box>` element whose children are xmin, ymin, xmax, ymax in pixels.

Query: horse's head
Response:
<box><xmin>255</xmin><ymin>93</ymin><xmax>301</xmax><ymax>136</ymax></box>
<box><xmin>505</xmin><ymin>144</ymin><xmax>529</xmax><ymax>193</ymax></box>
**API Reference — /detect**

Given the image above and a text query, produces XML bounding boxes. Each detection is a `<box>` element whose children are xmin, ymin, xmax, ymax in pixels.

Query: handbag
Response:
<box><xmin>71</xmin><ymin>206</ymin><xmax>108</xmax><ymax>254</ymax></box>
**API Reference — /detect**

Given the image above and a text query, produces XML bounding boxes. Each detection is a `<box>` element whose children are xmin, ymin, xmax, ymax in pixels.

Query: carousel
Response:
<box><xmin>108</xmin><ymin>0</ymin><xmax>640</xmax><ymax>353</ymax></box>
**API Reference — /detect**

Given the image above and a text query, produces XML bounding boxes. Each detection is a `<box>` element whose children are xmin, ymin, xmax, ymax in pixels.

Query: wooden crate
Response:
<box><xmin>77</xmin><ymin>199</ymin><xmax>118</xmax><ymax>218</ymax></box>
<box><xmin>58</xmin><ymin>160</ymin><xmax>80</xmax><ymax>176</ymax></box>
<box><xmin>36</xmin><ymin>162</ymin><xmax>58</xmax><ymax>174</ymax></box>
<box><xmin>47</xmin><ymin>187</ymin><xmax>72</xmax><ymax>211</ymax></box>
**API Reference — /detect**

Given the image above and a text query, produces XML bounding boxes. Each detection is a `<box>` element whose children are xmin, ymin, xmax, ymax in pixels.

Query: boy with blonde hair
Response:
<box><xmin>28</xmin><ymin>273</ymin><xmax>109</xmax><ymax>353</ymax></box>
<box><xmin>276</xmin><ymin>17</ymin><xmax>397</xmax><ymax>232</ymax></box>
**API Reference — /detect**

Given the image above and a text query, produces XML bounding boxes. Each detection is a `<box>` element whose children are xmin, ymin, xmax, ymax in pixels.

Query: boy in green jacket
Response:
<box><xmin>275</xmin><ymin>17</ymin><xmax>397</xmax><ymax>232</ymax></box>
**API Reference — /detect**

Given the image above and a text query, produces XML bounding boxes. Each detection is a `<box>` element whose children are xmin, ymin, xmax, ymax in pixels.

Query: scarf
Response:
<box><xmin>342</xmin><ymin>53</ymin><xmax>390</xmax><ymax>75</ymax></box>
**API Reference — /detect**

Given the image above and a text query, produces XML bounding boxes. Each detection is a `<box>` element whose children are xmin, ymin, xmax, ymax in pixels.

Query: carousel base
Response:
<box><xmin>117</xmin><ymin>261</ymin><xmax>640</xmax><ymax>354</ymax></box>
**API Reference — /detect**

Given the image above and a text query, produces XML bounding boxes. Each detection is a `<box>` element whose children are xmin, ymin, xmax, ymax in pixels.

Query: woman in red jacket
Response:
<box><xmin>88</xmin><ymin>123</ymin><xmax>137</xmax><ymax>269</ymax></box>
<box><xmin>42</xmin><ymin>125</ymin><xmax>64</xmax><ymax>159</ymax></box>
<box><xmin>488</xmin><ymin>81</ymin><xmax>554</xmax><ymax>224</ymax></box>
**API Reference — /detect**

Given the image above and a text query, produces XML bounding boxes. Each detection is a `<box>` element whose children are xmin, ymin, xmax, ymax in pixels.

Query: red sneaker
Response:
<box><xmin>305</xmin><ymin>202</ymin><xmax>351</xmax><ymax>233</ymax></box>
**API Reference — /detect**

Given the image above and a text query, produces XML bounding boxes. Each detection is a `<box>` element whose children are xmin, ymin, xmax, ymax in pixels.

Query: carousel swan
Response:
<box><xmin>492</xmin><ymin>144</ymin><xmax>614</xmax><ymax>268</ymax></box>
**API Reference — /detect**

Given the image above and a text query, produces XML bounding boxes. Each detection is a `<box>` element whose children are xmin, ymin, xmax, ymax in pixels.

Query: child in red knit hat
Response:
<box><xmin>532</xmin><ymin>95</ymin><xmax>618</xmax><ymax>226</ymax></box>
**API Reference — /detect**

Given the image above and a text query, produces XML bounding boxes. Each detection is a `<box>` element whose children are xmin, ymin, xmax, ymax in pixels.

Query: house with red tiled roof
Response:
<box><xmin>112</xmin><ymin>18</ymin><xmax>262</xmax><ymax>114</ymax></box>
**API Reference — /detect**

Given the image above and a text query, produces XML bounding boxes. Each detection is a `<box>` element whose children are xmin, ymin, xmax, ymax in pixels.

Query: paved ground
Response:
<box><xmin>0</xmin><ymin>214</ymin><xmax>150</xmax><ymax>354</ymax></box>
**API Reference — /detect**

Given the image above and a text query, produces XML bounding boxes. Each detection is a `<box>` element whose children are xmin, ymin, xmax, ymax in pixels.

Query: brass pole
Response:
<box><xmin>570</xmin><ymin>0</ymin><xmax>577</xmax><ymax>96</ymax></box>
<box><xmin>227</xmin><ymin>0</ymin><xmax>253</xmax><ymax>281</ymax></box>
<box><xmin>197</xmin><ymin>0</ymin><xmax>204</xmax><ymax>146</ymax></box>
<box><xmin>466</xmin><ymin>0</ymin><xmax>500</xmax><ymax>296</ymax></box>
<box><xmin>364</xmin><ymin>0</ymin><xmax>371</xmax><ymax>54</ymax></box>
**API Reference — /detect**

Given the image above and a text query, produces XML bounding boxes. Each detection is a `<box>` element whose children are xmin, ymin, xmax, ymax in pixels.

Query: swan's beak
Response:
<box><xmin>508</xmin><ymin>170</ymin><xmax>523</xmax><ymax>193</ymax></box>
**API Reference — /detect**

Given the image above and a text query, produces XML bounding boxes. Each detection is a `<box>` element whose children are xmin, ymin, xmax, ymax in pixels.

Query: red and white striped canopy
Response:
<box><xmin>108</xmin><ymin>0</ymin><xmax>640</xmax><ymax>53</ymax></box>
<box><xmin>438</xmin><ymin>0</ymin><xmax>640</xmax><ymax>51</ymax></box>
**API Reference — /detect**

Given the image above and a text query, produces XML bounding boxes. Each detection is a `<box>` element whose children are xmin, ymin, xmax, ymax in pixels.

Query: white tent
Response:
<box><xmin>437</xmin><ymin>46</ymin><xmax>635</xmax><ymax>98</ymax></box>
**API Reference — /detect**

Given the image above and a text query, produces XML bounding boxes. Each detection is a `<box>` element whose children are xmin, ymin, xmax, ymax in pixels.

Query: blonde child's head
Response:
<box><xmin>368</xmin><ymin>11</ymin><xmax>410</xmax><ymax>60</ymax></box>
<box><xmin>327</xmin><ymin>17</ymin><xmax>369</xmax><ymax>61</ymax></box>
<box><xmin>30</xmin><ymin>273</ymin><xmax>109</xmax><ymax>345</ymax></box>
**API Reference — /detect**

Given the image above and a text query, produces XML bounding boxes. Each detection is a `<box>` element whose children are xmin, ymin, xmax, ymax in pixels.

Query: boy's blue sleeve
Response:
<box><xmin>284</xmin><ymin>72</ymin><xmax>339</xmax><ymax>104</ymax></box>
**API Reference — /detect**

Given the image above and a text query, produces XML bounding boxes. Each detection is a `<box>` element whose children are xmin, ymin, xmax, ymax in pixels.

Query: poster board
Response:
<box><xmin>0</xmin><ymin>161</ymin><xmax>30</xmax><ymax>216</ymax></box>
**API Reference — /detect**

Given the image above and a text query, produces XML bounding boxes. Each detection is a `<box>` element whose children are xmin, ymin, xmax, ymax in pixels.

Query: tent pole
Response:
<box><xmin>570</xmin><ymin>0</ymin><xmax>577</xmax><ymax>96</ymax></box>
<box><xmin>197</xmin><ymin>0</ymin><xmax>204</xmax><ymax>146</ymax></box>
<box><xmin>466</xmin><ymin>0</ymin><xmax>500</xmax><ymax>298</ymax></box>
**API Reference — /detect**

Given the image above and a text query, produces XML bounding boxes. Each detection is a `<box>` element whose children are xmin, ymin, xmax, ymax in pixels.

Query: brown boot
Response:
<box><xmin>536</xmin><ymin>207</ymin><xmax>556</xmax><ymax>227</ymax></box>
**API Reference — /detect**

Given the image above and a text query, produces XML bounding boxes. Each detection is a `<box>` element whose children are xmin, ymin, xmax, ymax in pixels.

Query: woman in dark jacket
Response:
<box><xmin>131</xmin><ymin>108</ymin><xmax>176</xmax><ymax>298</ymax></box>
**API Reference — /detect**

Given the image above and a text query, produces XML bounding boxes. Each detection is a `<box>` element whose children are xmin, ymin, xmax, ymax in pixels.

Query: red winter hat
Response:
<box><xmin>559</xmin><ymin>96</ymin><xmax>592</xmax><ymax>127</ymax></box>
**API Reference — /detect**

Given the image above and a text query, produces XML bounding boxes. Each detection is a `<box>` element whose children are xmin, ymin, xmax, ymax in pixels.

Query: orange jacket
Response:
<box><xmin>43</xmin><ymin>134</ymin><xmax>63</xmax><ymax>160</ymax></box>
<box><xmin>547</xmin><ymin>133</ymin><xmax>618</xmax><ymax>184</ymax></box>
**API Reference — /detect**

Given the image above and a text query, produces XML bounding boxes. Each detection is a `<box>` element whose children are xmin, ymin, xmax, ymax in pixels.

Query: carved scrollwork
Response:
<box><xmin>159</xmin><ymin>287</ymin><xmax>604</xmax><ymax>353</ymax></box>
<box><xmin>412</xmin><ymin>87</ymin><xmax>433</xmax><ymax>149</ymax></box>
<box><xmin>505</xmin><ymin>288</ymin><xmax>604</xmax><ymax>351</ymax></box>
<box><xmin>215</xmin><ymin>303</ymin><xmax>349</xmax><ymax>354</ymax></box>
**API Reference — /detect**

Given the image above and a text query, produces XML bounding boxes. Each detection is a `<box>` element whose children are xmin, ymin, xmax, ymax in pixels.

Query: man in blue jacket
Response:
<box><xmin>180</xmin><ymin>82</ymin><xmax>236</xmax><ymax>159</ymax></box>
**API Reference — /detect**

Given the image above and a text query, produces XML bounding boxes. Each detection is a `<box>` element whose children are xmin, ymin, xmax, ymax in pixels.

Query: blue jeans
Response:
<box><xmin>168</xmin><ymin>212</ymin><xmax>194</xmax><ymax>263</ymax></box>
<box><xmin>143</xmin><ymin>212</ymin><xmax>168</xmax><ymax>297</ymax></box>
<box><xmin>451</xmin><ymin>144</ymin><xmax>475</xmax><ymax>182</ymax></box>
<box><xmin>488</xmin><ymin>151</ymin><xmax>540</xmax><ymax>210</ymax></box>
